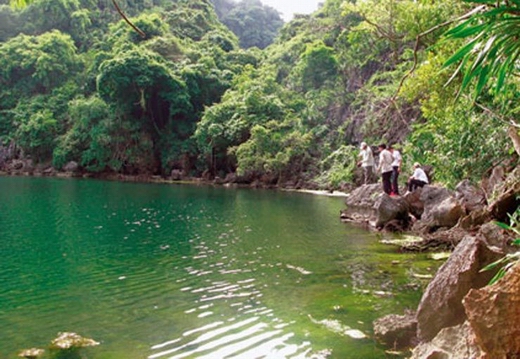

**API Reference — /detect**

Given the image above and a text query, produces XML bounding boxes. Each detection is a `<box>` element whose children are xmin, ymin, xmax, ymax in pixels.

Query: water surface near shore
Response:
<box><xmin>0</xmin><ymin>177</ymin><xmax>437</xmax><ymax>358</ymax></box>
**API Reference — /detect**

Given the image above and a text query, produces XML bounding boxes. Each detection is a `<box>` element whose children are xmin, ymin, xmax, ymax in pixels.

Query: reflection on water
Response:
<box><xmin>0</xmin><ymin>177</ymin><xmax>437</xmax><ymax>358</ymax></box>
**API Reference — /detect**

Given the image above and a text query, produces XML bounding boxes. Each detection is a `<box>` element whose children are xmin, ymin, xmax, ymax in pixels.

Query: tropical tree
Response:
<box><xmin>96</xmin><ymin>48</ymin><xmax>191</xmax><ymax>172</ymax></box>
<box><xmin>10</xmin><ymin>0</ymin><xmax>146</xmax><ymax>37</ymax></box>
<box><xmin>221</xmin><ymin>0</ymin><xmax>283</xmax><ymax>49</ymax></box>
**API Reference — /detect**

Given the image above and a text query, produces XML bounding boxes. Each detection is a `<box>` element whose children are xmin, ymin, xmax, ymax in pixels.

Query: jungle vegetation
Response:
<box><xmin>0</xmin><ymin>0</ymin><xmax>518</xmax><ymax>189</ymax></box>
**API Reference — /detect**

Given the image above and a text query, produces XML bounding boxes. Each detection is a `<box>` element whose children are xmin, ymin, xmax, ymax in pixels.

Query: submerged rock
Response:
<box><xmin>50</xmin><ymin>332</ymin><xmax>100</xmax><ymax>350</ymax></box>
<box><xmin>308</xmin><ymin>315</ymin><xmax>367</xmax><ymax>340</ymax></box>
<box><xmin>18</xmin><ymin>348</ymin><xmax>45</xmax><ymax>359</ymax></box>
<box><xmin>373</xmin><ymin>310</ymin><xmax>417</xmax><ymax>349</ymax></box>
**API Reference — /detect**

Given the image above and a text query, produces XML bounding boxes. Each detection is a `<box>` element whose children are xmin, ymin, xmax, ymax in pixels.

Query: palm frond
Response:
<box><xmin>443</xmin><ymin>1</ymin><xmax>520</xmax><ymax>97</ymax></box>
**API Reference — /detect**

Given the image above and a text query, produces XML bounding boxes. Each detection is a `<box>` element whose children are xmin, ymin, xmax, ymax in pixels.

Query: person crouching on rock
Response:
<box><xmin>407</xmin><ymin>162</ymin><xmax>429</xmax><ymax>192</ymax></box>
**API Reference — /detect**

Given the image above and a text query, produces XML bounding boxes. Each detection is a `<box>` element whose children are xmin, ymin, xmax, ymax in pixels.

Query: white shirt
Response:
<box><xmin>378</xmin><ymin>149</ymin><xmax>394</xmax><ymax>173</ymax></box>
<box><xmin>391</xmin><ymin>150</ymin><xmax>402</xmax><ymax>167</ymax></box>
<box><xmin>359</xmin><ymin>147</ymin><xmax>375</xmax><ymax>167</ymax></box>
<box><xmin>412</xmin><ymin>167</ymin><xmax>429</xmax><ymax>183</ymax></box>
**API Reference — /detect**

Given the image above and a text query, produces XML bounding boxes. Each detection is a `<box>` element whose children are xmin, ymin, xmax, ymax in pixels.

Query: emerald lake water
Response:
<box><xmin>0</xmin><ymin>177</ymin><xmax>438</xmax><ymax>359</ymax></box>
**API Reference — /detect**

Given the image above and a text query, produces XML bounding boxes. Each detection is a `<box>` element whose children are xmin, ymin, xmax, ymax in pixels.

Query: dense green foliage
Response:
<box><xmin>1</xmin><ymin>0</ymin><xmax>518</xmax><ymax>188</ymax></box>
<box><xmin>216</xmin><ymin>0</ymin><xmax>284</xmax><ymax>49</ymax></box>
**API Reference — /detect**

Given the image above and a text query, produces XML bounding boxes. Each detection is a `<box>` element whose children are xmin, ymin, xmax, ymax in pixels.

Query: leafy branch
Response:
<box><xmin>443</xmin><ymin>0</ymin><xmax>520</xmax><ymax>98</ymax></box>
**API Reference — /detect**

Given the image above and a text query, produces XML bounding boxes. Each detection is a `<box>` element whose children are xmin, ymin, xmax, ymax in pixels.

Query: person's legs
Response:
<box><xmin>391</xmin><ymin>166</ymin><xmax>399</xmax><ymax>194</ymax></box>
<box><xmin>365</xmin><ymin>166</ymin><xmax>373</xmax><ymax>184</ymax></box>
<box><xmin>417</xmin><ymin>180</ymin><xmax>427</xmax><ymax>188</ymax></box>
<box><xmin>382</xmin><ymin>171</ymin><xmax>392</xmax><ymax>194</ymax></box>
<box><xmin>363</xmin><ymin>166</ymin><xmax>368</xmax><ymax>184</ymax></box>
<box><xmin>409</xmin><ymin>179</ymin><xmax>426</xmax><ymax>191</ymax></box>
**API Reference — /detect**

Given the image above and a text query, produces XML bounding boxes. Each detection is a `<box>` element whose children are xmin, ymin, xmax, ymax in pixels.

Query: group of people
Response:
<box><xmin>357</xmin><ymin>142</ymin><xmax>429</xmax><ymax>195</ymax></box>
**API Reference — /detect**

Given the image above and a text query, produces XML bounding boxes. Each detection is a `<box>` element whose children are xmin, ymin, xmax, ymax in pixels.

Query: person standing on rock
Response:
<box><xmin>357</xmin><ymin>142</ymin><xmax>375</xmax><ymax>185</ymax></box>
<box><xmin>389</xmin><ymin>144</ymin><xmax>402</xmax><ymax>196</ymax></box>
<box><xmin>377</xmin><ymin>144</ymin><xmax>394</xmax><ymax>195</ymax></box>
<box><xmin>407</xmin><ymin>162</ymin><xmax>429</xmax><ymax>192</ymax></box>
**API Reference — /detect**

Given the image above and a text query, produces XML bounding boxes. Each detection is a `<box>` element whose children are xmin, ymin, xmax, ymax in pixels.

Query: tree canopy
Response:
<box><xmin>0</xmin><ymin>0</ymin><xmax>518</xmax><ymax>188</ymax></box>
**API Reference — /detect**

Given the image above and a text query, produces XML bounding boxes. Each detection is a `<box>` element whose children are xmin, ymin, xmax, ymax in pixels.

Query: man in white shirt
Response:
<box><xmin>407</xmin><ymin>162</ymin><xmax>429</xmax><ymax>192</ymax></box>
<box><xmin>389</xmin><ymin>144</ymin><xmax>402</xmax><ymax>196</ymax></box>
<box><xmin>357</xmin><ymin>142</ymin><xmax>374</xmax><ymax>184</ymax></box>
<box><xmin>377</xmin><ymin>144</ymin><xmax>394</xmax><ymax>195</ymax></box>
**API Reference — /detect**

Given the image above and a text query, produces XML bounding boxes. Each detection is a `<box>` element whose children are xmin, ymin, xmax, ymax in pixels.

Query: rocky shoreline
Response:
<box><xmin>343</xmin><ymin>166</ymin><xmax>520</xmax><ymax>358</ymax></box>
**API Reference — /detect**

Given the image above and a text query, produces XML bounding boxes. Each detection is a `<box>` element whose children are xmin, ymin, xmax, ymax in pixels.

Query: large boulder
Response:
<box><xmin>403</xmin><ymin>187</ymin><xmax>424</xmax><ymax>219</ymax></box>
<box><xmin>170</xmin><ymin>169</ymin><xmax>182</xmax><ymax>181</ymax></box>
<box><xmin>410</xmin><ymin>321</ymin><xmax>483</xmax><ymax>359</ymax></box>
<box><xmin>455</xmin><ymin>179</ymin><xmax>486</xmax><ymax>213</ymax></box>
<box><xmin>464</xmin><ymin>263</ymin><xmax>520</xmax><ymax>359</ymax></box>
<box><xmin>373</xmin><ymin>310</ymin><xmax>417</xmax><ymax>349</ymax></box>
<box><xmin>416</xmin><ymin>235</ymin><xmax>503</xmax><ymax>341</ymax></box>
<box><xmin>420</xmin><ymin>186</ymin><xmax>465</xmax><ymax>229</ymax></box>
<box><xmin>340</xmin><ymin>184</ymin><xmax>381</xmax><ymax>223</ymax></box>
<box><xmin>63</xmin><ymin>161</ymin><xmax>79</xmax><ymax>173</ymax></box>
<box><xmin>374</xmin><ymin>194</ymin><xmax>410</xmax><ymax>229</ymax></box>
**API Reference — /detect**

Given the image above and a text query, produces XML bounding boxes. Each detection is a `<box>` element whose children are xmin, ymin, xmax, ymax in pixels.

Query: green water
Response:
<box><xmin>0</xmin><ymin>177</ymin><xmax>437</xmax><ymax>359</ymax></box>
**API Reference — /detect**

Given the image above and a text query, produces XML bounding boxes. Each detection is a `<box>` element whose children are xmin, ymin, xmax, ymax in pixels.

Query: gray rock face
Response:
<box><xmin>416</xmin><ymin>236</ymin><xmax>503</xmax><ymax>341</ymax></box>
<box><xmin>403</xmin><ymin>187</ymin><xmax>424</xmax><ymax>219</ymax></box>
<box><xmin>374</xmin><ymin>194</ymin><xmax>410</xmax><ymax>229</ymax></box>
<box><xmin>63</xmin><ymin>161</ymin><xmax>79</xmax><ymax>172</ymax></box>
<box><xmin>420</xmin><ymin>186</ymin><xmax>465</xmax><ymax>229</ymax></box>
<box><xmin>341</xmin><ymin>184</ymin><xmax>381</xmax><ymax>222</ymax></box>
<box><xmin>170</xmin><ymin>169</ymin><xmax>182</xmax><ymax>181</ymax></box>
<box><xmin>455</xmin><ymin>179</ymin><xmax>486</xmax><ymax>212</ymax></box>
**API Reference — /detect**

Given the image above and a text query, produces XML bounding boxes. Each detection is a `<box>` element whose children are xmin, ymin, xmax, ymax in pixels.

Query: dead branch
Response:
<box><xmin>112</xmin><ymin>0</ymin><xmax>146</xmax><ymax>38</ymax></box>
